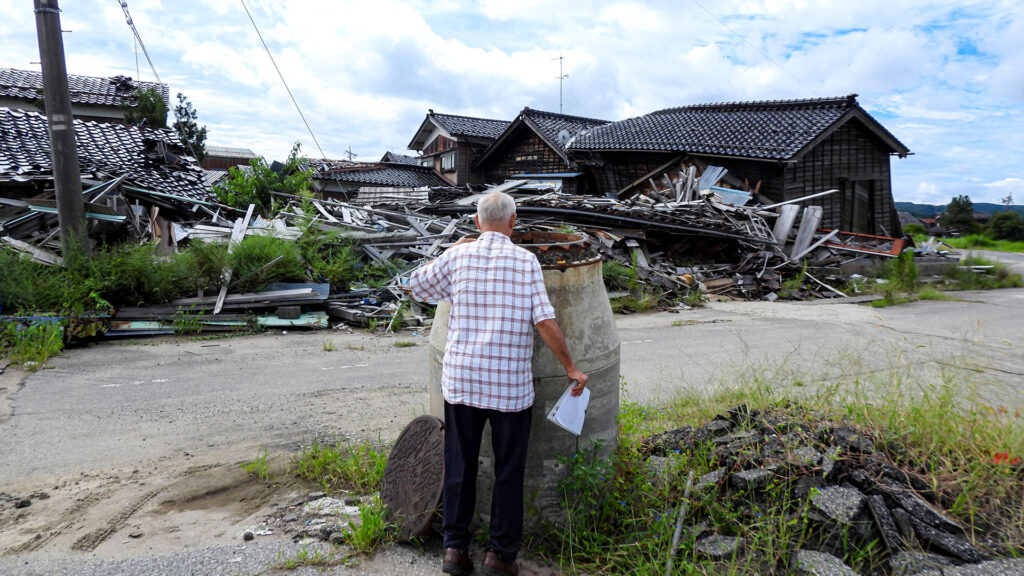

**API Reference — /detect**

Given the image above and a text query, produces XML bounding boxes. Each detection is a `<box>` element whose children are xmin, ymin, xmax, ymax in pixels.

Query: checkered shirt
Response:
<box><xmin>410</xmin><ymin>231</ymin><xmax>556</xmax><ymax>412</ymax></box>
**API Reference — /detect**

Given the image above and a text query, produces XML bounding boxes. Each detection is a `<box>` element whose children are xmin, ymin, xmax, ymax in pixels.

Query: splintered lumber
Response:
<box><xmin>789</xmin><ymin>205</ymin><xmax>823</xmax><ymax>261</ymax></box>
<box><xmin>772</xmin><ymin>204</ymin><xmax>800</xmax><ymax>243</ymax></box>
<box><xmin>1</xmin><ymin>236</ymin><xmax>64</xmax><ymax>266</ymax></box>
<box><xmin>214</xmin><ymin>204</ymin><xmax>255</xmax><ymax>315</ymax></box>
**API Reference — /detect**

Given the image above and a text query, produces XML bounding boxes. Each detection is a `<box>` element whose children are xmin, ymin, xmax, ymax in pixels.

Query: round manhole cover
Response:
<box><xmin>381</xmin><ymin>415</ymin><xmax>444</xmax><ymax>540</ymax></box>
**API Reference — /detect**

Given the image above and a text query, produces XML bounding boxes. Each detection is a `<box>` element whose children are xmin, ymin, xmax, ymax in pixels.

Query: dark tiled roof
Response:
<box><xmin>0</xmin><ymin>107</ymin><xmax>210</xmax><ymax>199</ymax></box>
<box><xmin>568</xmin><ymin>95</ymin><xmax>908</xmax><ymax>160</ymax></box>
<box><xmin>430</xmin><ymin>112</ymin><xmax>510</xmax><ymax>139</ymax></box>
<box><xmin>0</xmin><ymin>68</ymin><xmax>170</xmax><ymax>109</ymax></box>
<box><xmin>304</xmin><ymin>159</ymin><xmax>448</xmax><ymax>188</ymax></box>
<box><xmin>521</xmin><ymin>108</ymin><xmax>610</xmax><ymax>152</ymax></box>
<box><xmin>380</xmin><ymin>151</ymin><xmax>420</xmax><ymax>166</ymax></box>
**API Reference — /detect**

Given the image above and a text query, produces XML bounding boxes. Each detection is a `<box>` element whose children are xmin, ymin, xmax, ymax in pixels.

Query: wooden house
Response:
<box><xmin>472</xmin><ymin>107</ymin><xmax>609</xmax><ymax>194</ymax></box>
<box><xmin>567</xmin><ymin>95</ymin><xmax>910</xmax><ymax>235</ymax></box>
<box><xmin>406</xmin><ymin>110</ymin><xmax>510</xmax><ymax>186</ymax></box>
<box><xmin>0</xmin><ymin>68</ymin><xmax>169</xmax><ymax>125</ymax></box>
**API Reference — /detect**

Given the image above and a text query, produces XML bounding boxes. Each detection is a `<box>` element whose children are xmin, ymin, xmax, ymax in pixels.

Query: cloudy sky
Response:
<box><xmin>1</xmin><ymin>0</ymin><xmax>1021</xmax><ymax>205</ymax></box>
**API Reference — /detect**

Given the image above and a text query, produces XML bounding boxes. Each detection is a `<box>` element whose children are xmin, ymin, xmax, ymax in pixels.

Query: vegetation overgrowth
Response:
<box><xmin>535</xmin><ymin>356</ymin><xmax>1024</xmax><ymax>575</ymax></box>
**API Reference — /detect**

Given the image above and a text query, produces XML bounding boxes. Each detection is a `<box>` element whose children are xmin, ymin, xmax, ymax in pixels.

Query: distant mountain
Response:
<box><xmin>896</xmin><ymin>201</ymin><xmax>1024</xmax><ymax>218</ymax></box>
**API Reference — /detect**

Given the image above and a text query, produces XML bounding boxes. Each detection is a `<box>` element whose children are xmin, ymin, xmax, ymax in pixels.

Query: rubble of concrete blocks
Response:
<box><xmin>642</xmin><ymin>406</ymin><xmax>1022</xmax><ymax>575</ymax></box>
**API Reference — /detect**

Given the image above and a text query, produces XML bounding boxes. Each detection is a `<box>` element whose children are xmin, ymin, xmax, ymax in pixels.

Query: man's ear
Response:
<box><xmin>509</xmin><ymin>214</ymin><xmax>517</xmax><ymax>229</ymax></box>
<box><xmin>474</xmin><ymin>215</ymin><xmax>482</xmax><ymax>231</ymax></box>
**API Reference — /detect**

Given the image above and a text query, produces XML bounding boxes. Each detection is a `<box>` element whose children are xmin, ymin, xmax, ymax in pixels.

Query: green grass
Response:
<box><xmin>393</xmin><ymin>340</ymin><xmax>417</xmax><ymax>348</ymax></box>
<box><xmin>322</xmin><ymin>338</ymin><xmax>336</xmax><ymax>352</ymax></box>
<box><xmin>537</xmin><ymin>353</ymin><xmax>1024</xmax><ymax>574</ymax></box>
<box><xmin>343</xmin><ymin>495</ymin><xmax>395</xmax><ymax>556</ymax></box>
<box><xmin>274</xmin><ymin>544</ymin><xmax>343</xmax><ymax>570</ymax></box>
<box><xmin>241</xmin><ymin>449</ymin><xmax>272</xmax><ymax>483</ymax></box>
<box><xmin>291</xmin><ymin>439</ymin><xmax>388</xmax><ymax>494</ymax></box>
<box><xmin>1</xmin><ymin>322</ymin><xmax>64</xmax><ymax>370</ymax></box>
<box><xmin>942</xmin><ymin>235</ymin><xmax>1024</xmax><ymax>253</ymax></box>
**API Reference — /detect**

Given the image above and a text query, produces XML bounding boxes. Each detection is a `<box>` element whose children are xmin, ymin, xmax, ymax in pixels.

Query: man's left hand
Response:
<box><xmin>568</xmin><ymin>368</ymin><xmax>588</xmax><ymax>396</ymax></box>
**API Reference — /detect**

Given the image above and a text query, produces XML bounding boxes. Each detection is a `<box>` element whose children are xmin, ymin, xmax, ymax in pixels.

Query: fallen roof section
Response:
<box><xmin>0</xmin><ymin>67</ymin><xmax>170</xmax><ymax>108</ymax></box>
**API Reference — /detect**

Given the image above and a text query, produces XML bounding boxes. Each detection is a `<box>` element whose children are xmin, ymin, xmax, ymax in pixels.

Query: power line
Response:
<box><xmin>239</xmin><ymin>0</ymin><xmax>327</xmax><ymax>160</ymax></box>
<box><xmin>689</xmin><ymin>0</ymin><xmax>812</xmax><ymax>93</ymax></box>
<box><xmin>117</xmin><ymin>1</ymin><xmax>160</xmax><ymax>83</ymax></box>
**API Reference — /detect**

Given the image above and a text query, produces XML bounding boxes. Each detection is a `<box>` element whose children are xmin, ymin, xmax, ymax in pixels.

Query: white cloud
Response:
<box><xmin>0</xmin><ymin>0</ymin><xmax>1021</xmax><ymax>206</ymax></box>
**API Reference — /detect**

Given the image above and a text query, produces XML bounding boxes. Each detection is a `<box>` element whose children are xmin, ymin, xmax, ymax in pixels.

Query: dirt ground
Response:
<box><xmin>1</xmin><ymin>288</ymin><xmax>1022</xmax><ymax>574</ymax></box>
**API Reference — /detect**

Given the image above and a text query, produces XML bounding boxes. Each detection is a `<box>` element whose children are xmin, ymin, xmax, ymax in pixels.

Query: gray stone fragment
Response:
<box><xmin>283</xmin><ymin>513</ymin><xmax>300</xmax><ymax>522</ymax></box>
<box><xmin>795</xmin><ymin>475</ymin><xmax>824</xmax><ymax>500</ymax></box>
<box><xmin>329</xmin><ymin>531</ymin><xmax>345</xmax><ymax>545</ymax></box>
<box><xmin>647</xmin><ymin>455</ymin><xmax>672</xmax><ymax>485</ymax></box>
<box><xmin>694</xmin><ymin>467</ymin><xmax>725</xmax><ymax>490</ymax></box>
<box><xmin>892</xmin><ymin>490</ymin><xmax>962</xmax><ymax>534</ymax></box>
<box><xmin>821</xmin><ymin>446</ymin><xmax>840</xmax><ymax>477</ymax></box>
<box><xmin>832</xmin><ymin>427</ymin><xmax>875</xmax><ymax>454</ymax></box>
<box><xmin>890</xmin><ymin>507</ymin><xmax>917</xmax><ymax>544</ymax></box>
<box><xmin>694</xmin><ymin>535</ymin><xmax>745</xmax><ymax>560</ymax></box>
<box><xmin>911</xmin><ymin>558</ymin><xmax>1024</xmax><ymax>576</ymax></box>
<box><xmin>793</xmin><ymin>446</ymin><xmax>822</xmax><ymax>466</ymax></box>
<box><xmin>866</xmin><ymin>495</ymin><xmax>902</xmax><ymax>552</ymax></box>
<box><xmin>732</xmin><ymin>468</ymin><xmax>771</xmax><ymax>491</ymax></box>
<box><xmin>713</xmin><ymin>429</ymin><xmax>758</xmax><ymax>445</ymax></box>
<box><xmin>243</xmin><ymin>531</ymin><xmax>255</xmax><ymax>541</ymax></box>
<box><xmin>700</xmin><ymin>419</ymin><xmax>732</xmax><ymax>437</ymax></box>
<box><xmin>810</xmin><ymin>485</ymin><xmax>865</xmax><ymax>525</ymax></box>
<box><xmin>910</xmin><ymin>516</ymin><xmax>986</xmax><ymax>563</ymax></box>
<box><xmin>889</xmin><ymin>551</ymin><xmax>953</xmax><ymax>576</ymax></box>
<box><xmin>790</xmin><ymin>549</ymin><xmax>859</xmax><ymax>576</ymax></box>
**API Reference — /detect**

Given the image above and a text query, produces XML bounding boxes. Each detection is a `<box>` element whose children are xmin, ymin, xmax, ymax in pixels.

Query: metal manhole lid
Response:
<box><xmin>381</xmin><ymin>415</ymin><xmax>444</xmax><ymax>540</ymax></box>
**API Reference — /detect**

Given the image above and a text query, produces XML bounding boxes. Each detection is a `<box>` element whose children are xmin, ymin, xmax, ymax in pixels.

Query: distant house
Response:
<box><xmin>567</xmin><ymin>95</ymin><xmax>910</xmax><ymax>236</ymax></box>
<box><xmin>0</xmin><ymin>107</ymin><xmax>208</xmax><ymax>202</ymax></box>
<box><xmin>406</xmin><ymin>110</ymin><xmax>510</xmax><ymax>186</ymax></box>
<box><xmin>303</xmin><ymin>158</ymin><xmax>450</xmax><ymax>201</ymax></box>
<box><xmin>0</xmin><ymin>68</ymin><xmax>170</xmax><ymax>124</ymax></box>
<box><xmin>202</xmin><ymin>145</ymin><xmax>258</xmax><ymax>171</ymax></box>
<box><xmin>472</xmin><ymin>107</ymin><xmax>609</xmax><ymax>194</ymax></box>
<box><xmin>379</xmin><ymin>151</ymin><xmax>419</xmax><ymax>166</ymax></box>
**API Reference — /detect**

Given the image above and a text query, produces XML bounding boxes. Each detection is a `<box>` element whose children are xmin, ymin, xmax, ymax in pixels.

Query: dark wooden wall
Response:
<box><xmin>477</xmin><ymin>128</ymin><xmax>569</xmax><ymax>185</ymax></box>
<box><xmin>781</xmin><ymin>120</ymin><xmax>896</xmax><ymax>235</ymax></box>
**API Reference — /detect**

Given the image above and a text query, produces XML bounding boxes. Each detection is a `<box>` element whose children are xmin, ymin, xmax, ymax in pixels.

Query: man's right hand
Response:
<box><xmin>452</xmin><ymin>236</ymin><xmax>476</xmax><ymax>247</ymax></box>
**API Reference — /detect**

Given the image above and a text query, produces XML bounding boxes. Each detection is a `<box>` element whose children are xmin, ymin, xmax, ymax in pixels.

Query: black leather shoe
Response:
<box><xmin>443</xmin><ymin>548</ymin><xmax>474</xmax><ymax>576</ymax></box>
<box><xmin>482</xmin><ymin>550</ymin><xmax>519</xmax><ymax>576</ymax></box>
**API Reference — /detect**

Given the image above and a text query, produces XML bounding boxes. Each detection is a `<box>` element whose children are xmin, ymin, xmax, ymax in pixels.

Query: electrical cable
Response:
<box><xmin>239</xmin><ymin>0</ymin><xmax>327</xmax><ymax>160</ymax></box>
<box><xmin>689</xmin><ymin>0</ymin><xmax>812</xmax><ymax>93</ymax></box>
<box><xmin>117</xmin><ymin>0</ymin><xmax>160</xmax><ymax>83</ymax></box>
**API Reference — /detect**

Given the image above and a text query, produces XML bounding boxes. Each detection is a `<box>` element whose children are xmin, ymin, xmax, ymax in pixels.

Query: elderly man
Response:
<box><xmin>410</xmin><ymin>191</ymin><xmax>588</xmax><ymax>576</ymax></box>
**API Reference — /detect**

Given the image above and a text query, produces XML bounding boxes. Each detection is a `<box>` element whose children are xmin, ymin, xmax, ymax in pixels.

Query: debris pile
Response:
<box><xmin>1</xmin><ymin>160</ymin><xmax>939</xmax><ymax>338</ymax></box>
<box><xmin>643</xmin><ymin>406</ymin><xmax>1017</xmax><ymax>575</ymax></box>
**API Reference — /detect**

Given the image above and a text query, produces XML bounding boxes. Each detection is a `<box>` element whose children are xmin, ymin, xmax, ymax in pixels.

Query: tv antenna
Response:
<box><xmin>344</xmin><ymin>146</ymin><xmax>358</xmax><ymax>162</ymax></box>
<box><xmin>553</xmin><ymin>53</ymin><xmax>568</xmax><ymax>114</ymax></box>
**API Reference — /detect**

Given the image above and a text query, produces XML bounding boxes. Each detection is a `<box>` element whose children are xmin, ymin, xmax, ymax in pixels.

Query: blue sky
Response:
<box><xmin>1</xmin><ymin>0</ymin><xmax>1021</xmax><ymax>206</ymax></box>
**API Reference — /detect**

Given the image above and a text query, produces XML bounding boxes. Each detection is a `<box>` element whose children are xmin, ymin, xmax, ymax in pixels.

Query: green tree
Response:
<box><xmin>943</xmin><ymin>195</ymin><xmax>976</xmax><ymax>233</ymax></box>
<box><xmin>172</xmin><ymin>92</ymin><xmax>207</xmax><ymax>161</ymax></box>
<box><xmin>213</xmin><ymin>142</ymin><xmax>313</xmax><ymax>215</ymax></box>
<box><xmin>988</xmin><ymin>211</ymin><xmax>1024</xmax><ymax>241</ymax></box>
<box><xmin>124</xmin><ymin>87</ymin><xmax>168</xmax><ymax>127</ymax></box>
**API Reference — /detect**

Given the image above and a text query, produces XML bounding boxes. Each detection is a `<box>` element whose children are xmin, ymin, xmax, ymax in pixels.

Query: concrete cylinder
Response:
<box><xmin>427</xmin><ymin>233</ymin><xmax>620</xmax><ymax>526</ymax></box>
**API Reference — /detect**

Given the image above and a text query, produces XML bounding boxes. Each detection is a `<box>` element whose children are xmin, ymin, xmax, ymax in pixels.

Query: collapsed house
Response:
<box><xmin>406</xmin><ymin>110</ymin><xmax>510</xmax><ymax>185</ymax></box>
<box><xmin>565</xmin><ymin>95</ymin><xmax>911</xmax><ymax>236</ymax></box>
<box><xmin>0</xmin><ymin>67</ymin><xmax>169</xmax><ymax>125</ymax></box>
<box><xmin>302</xmin><ymin>158</ymin><xmax>451</xmax><ymax>203</ymax></box>
<box><xmin>471</xmin><ymin>107</ymin><xmax>609</xmax><ymax>195</ymax></box>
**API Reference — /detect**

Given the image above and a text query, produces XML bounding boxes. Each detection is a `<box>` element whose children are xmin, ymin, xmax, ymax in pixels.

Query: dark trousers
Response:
<box><xmin>443</xmin><ymin>400</ymin><xmax>532</xmax><ymax>563</ymax></box>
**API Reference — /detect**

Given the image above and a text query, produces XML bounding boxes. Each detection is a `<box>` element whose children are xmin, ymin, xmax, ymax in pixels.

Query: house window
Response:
<box><xmin>420</xmin><ymin>158</ymin><xmax>433</xmax><ymax>168</ymax></box>
<box><xmin>441</xmin><ymin>152</ymin><xmax>455</xmax><ymax>171</ymax></box>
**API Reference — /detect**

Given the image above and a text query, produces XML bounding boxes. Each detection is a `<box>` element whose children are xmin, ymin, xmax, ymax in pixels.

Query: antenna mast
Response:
<box><xmin>553</xmin><ymin>53</ymin><xmax>568</xmax><ymax>113</ymax></box>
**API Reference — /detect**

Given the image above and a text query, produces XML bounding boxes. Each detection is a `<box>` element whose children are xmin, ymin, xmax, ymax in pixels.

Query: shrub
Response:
<box><xmin>902</xmin><ymin>223</ymin><xmax>926</xmax><ymax>236</ymax></box>
<box><xmin>227</xmin><ymin>235</ymin><xmax>307</xmax><ymax>293</ymax></box>
<box><xmin>988</xmin><ymin>212</ymin><xmax>1024</xmax><ymax>241</ymax></box>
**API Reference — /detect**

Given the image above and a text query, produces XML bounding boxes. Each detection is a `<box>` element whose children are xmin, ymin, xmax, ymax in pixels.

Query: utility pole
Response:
<box><xmin>34</xmin><ymin>0</ymin><xmax>87</xmax><ymax>257</ymax></box>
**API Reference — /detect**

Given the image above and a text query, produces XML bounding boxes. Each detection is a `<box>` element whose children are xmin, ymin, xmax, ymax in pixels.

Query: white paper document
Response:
<box><xmin>545</xmin><ymin>384</ymin><xmax>591</xmax><ymax>436</ymax></box>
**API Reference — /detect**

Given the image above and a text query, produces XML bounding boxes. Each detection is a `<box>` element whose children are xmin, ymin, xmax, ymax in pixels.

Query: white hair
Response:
<box><xmin>476</xmin><ymin>191</ymin><xmax>516</xmax><ymax>224</ymax></box>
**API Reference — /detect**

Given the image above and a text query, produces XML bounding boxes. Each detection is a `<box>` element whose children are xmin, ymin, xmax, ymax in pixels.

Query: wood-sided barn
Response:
<box><xmin>567</xmin><ymin>95</ymin><xmax>910</xmax><ymax>235</ymax></box>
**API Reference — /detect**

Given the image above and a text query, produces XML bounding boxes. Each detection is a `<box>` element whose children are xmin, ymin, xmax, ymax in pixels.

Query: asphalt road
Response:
<box><xmin>0</xmin><ymin>287</ymin><xmax>1022</xmax><ymax>575</ymax></box>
